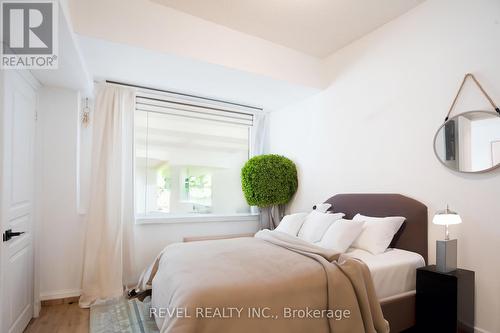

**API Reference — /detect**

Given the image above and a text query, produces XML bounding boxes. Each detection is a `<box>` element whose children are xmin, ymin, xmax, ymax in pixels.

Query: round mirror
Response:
<box><xmin>434</xmin><ymin>110</ymin><xmax>500</xmax><ymax>173</ymax></box>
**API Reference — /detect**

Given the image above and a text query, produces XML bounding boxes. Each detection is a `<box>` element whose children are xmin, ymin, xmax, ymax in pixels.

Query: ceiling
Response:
<box><xmin>152</xmin><ymin>0</ymin><xmax>425</xmax><ymax>58</ymax></box>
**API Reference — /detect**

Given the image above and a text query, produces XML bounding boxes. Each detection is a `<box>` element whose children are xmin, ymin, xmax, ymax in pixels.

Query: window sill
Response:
<box><xmin>135</xmin><ymin>213</ymin><xmax>260</xmax><ymax>225</ymax></box>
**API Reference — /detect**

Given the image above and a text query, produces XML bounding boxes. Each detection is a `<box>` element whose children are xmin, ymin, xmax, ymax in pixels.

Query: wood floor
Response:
<box><xmin>24</xmin><ymin>303</ymin><xmax>89</xmax><ymax>333</ymax></box>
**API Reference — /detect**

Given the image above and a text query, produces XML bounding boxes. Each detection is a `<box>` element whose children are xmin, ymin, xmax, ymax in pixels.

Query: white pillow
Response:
<box><xmin>275</xmin><ymin>213</ymin><xmax>308</xmax><ymax>236</ymax></box>
<box><xmin>313</xmin><ymin>203</ymin><xmax>331</xmax><ymax>213</ymax></box>
<box><xmin>298</xmin><ymin>211</ymin><xmax>345</xmax><ymax>243</ymax></box>
<box><xmin>317</xmin><ymin>219</ymin><xmax>365</xmax><ymax>253</ymax></box>
<box><xmin>351</xmin><ymin>214</ymin><xmax>406</xmax><ymax>255</ymax></box>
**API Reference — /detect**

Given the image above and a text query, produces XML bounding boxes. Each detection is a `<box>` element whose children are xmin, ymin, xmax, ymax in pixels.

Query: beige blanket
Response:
<box><xmin>138</xmin><ymin>230</ymin><xmax>389</xmax><ymax>333</ymax></box>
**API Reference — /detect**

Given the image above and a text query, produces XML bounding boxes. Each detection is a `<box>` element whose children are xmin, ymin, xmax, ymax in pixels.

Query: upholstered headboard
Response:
<box><xmin>324</xmin><ymin>193</ymin><xmax>428</xmax><ymax>263</ymax></box>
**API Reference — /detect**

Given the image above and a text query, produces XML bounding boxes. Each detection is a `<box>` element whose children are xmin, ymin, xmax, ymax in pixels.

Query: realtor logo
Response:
<box><xmin>1</xmin><ymin>0</ymin><xmax>58</xmax><ymax>69</ymax></box>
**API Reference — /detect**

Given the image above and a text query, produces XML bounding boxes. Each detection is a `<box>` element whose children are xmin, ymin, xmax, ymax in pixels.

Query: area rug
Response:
<box><xmin>90</xmin><ymin>296</ymin><xmax>159</xmax><ymax>333</ymax></box>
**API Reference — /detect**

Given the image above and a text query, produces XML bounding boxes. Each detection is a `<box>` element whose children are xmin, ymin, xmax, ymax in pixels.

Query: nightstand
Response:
<box><xmin>416</xmin><ymin>265</ymin><xmax>474</xmax><ymax>333</ymax></box>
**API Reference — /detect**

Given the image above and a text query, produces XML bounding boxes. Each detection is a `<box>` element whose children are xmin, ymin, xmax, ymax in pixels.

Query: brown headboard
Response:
<box><xmin>324</xmin><ymin>193</ymin><xmax>428</xmax><ymax>263</ymax></box>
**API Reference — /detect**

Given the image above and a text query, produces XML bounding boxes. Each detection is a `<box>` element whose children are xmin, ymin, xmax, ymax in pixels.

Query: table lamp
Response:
<box><xmin>433</xmin><ymin>205</ymin><xmax>462</xmax><ymax>273</ymax></box>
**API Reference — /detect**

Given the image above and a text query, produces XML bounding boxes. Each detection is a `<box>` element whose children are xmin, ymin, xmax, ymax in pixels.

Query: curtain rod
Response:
<box><xmin>105</xmin><ymin>80</ymin><xmax>263</xmax><ymax>111</ymax></box>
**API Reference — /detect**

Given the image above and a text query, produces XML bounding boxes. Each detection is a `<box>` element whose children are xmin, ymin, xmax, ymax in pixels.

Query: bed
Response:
<box><xmin>145</xmin><ymin>193</ymin><xmax>427</xmax><ymax>333</ymax></box>
<box><xmin>326</xmin><ymin>193</ymin><xmax>428</xmax><ymax>332</ymax></box>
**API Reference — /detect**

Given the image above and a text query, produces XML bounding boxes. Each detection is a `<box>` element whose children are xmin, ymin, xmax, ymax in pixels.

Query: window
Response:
<box><xmin>134</xmin><ymin>92</ymin><xmax>255</xmax><ymax>219</ymax></box>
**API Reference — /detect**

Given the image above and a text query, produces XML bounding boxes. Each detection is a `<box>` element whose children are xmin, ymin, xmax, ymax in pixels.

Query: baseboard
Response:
<box><xmin>40</xmin><ymin>289</ymin><xmax>81</xmax><ymax>301</ymax></box>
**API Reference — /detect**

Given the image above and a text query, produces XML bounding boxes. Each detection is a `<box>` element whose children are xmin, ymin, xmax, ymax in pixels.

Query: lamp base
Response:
<box><xmin>436</xmin><ymin>239</ymin><xmax>457</xmax><ymax>273</ymax></box>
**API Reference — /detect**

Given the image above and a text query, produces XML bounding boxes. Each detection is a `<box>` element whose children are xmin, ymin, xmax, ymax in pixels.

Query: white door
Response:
<box><xmin>0</xmin><ymin>70</ymin><xmax>37</xmax><ymax>333</ymax></box>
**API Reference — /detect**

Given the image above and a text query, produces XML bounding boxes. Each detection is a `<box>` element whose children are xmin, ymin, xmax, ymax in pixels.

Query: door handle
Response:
<box><xmin>2</xmin><ymin>229</ymin><xmax>25</xmax><ymax>242</ymax></box>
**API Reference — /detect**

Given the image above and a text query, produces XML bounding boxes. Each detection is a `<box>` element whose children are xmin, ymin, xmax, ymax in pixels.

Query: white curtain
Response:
<box><xmin>251</xmin><ymin>112</ymin><xmax>268</xmax><ymax>157</ymax></box>
<box><xmin>79</xmin><ymin>84</ymin><xmax>135</xmax><ymax>308</ymax></box>
<box><xmin>249</xmin><ymin>112</ymin><xmax>271</xmax><ymax>226</ymax></box>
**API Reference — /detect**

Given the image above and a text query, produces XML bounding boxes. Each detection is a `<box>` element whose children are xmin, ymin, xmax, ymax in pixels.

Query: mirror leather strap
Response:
<box><xmin>445</xmin><ymin>73</ymin><xmax>500</xmax><ymax>122</ymax></box>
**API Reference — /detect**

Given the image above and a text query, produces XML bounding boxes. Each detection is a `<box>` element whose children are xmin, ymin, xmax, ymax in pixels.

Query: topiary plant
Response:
<box><xmin>241</xmin><ymin>154</ymin><xmax>298</xmax><ymax>229</ymax></box>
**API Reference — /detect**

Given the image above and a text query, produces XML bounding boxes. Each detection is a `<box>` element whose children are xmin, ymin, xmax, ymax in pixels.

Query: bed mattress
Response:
<box><xmin>340</xmin><ymin>248</ymin><xmax>425</xmax><ymax>300</ymax></box>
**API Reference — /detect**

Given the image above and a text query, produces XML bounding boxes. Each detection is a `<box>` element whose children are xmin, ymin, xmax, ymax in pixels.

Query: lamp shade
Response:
<box><xmin>433</xmin><ymin>206</ymin><xmax>462</xmax><ymax>225</ymax></box>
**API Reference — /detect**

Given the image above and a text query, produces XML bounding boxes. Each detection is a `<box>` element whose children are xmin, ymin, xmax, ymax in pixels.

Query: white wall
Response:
<box><xmin>269</xmin><ymin>0</ymin><xmax>500</xmax><ymax>332</ymax></box>
<box><xmin>37</xmin><ymin>87</ymin><xmax>86</xmax><ymax>299</ymax></box>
